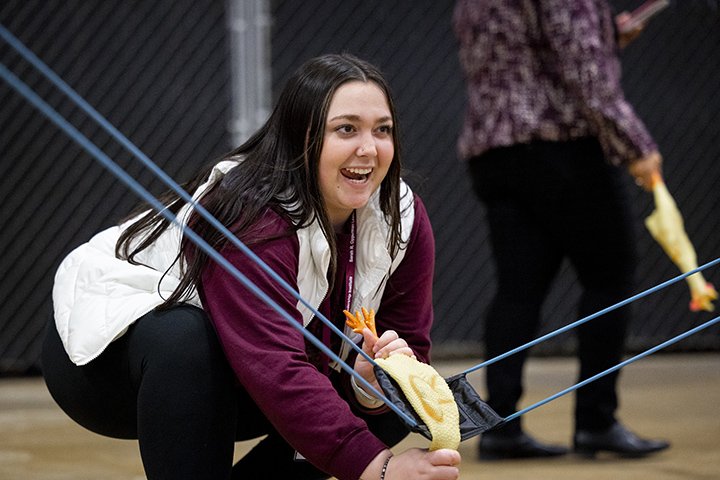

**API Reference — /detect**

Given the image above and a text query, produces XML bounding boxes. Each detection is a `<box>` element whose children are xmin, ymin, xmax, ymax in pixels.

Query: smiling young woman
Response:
<box><xmin>43</xmin><ymin>53</ymin><xmax>460</xmax><ymax>480</ymax></box>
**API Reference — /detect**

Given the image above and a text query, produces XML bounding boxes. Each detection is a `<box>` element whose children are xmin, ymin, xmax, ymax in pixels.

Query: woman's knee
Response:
<box><xmin>131</xmin><ymin>306</ymin><xmax>228</xmax><ymax>369</ymax></box>
<box><xmin>130</xmin><ymin>307</ymin><xmax>239</xmax><ymax>463</ymax></box>
<box><xmin>128</xmin><ymin>305</ymin><xmax>235</xmax><ymax>396</ymax></box>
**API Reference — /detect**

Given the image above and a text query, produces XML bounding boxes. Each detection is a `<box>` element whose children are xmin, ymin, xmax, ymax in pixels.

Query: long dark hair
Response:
<box><xmin>116</xmin><ymin>53</ymin><xmax>404</xmax><ymax>307</ymax></box>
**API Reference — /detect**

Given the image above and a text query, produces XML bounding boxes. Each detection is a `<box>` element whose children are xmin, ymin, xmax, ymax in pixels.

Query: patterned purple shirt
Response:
<box><xmin>453</xmin><ymin>0</ymin><xmax>656</xmax><ymax>165</ymax></box>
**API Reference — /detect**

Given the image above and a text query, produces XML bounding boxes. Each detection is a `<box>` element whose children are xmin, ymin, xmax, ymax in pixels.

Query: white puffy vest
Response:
<box><xmin>53</xmin><ymin>161</ymin><xmax>416</xmax><ymax>365</ymax></box>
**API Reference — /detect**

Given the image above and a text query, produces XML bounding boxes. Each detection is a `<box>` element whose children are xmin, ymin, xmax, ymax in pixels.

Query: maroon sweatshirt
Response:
<box><xmin>198</xmin><ymin>195</ymin><xmax>435</xmax><ymax>479</ymax></box>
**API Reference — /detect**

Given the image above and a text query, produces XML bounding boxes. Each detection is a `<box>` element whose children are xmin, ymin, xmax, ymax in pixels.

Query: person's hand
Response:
<box><xmin>615</xmin><ymin>11</ymin><xmax>644</xmax><ymax>49</ymax></box>
<box><xmin>628</xmin><ymin>150</ymin><xmax>663</xmax><ymax>191</ymax></box>
<box><xmin>361</xmin><ymin>448</ymin><xmax>461</xmax><ymax>480</ymax></box>
<box><xmin>353</xmin><ymin>328</ymin><xmax>415</xmax><ymax>402</ymax></box>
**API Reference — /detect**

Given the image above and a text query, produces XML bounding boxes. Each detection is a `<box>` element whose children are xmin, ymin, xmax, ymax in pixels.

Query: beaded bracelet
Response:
<box><xmin>380</xmin><ymin>455</ymin><xmax>392</xmax><ymax>480</ymax></box>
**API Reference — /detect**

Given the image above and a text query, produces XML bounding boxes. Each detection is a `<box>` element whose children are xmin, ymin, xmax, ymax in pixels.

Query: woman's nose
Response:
<box><xmin>357</xmin><ymin>140</ymin><xmax>377</xmax><ymax>157</ymax></box>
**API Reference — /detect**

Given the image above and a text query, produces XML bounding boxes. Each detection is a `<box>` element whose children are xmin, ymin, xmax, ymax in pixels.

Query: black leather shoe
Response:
<box><xmin>479</xmin><ymin>432</ymin><xmax>569</xmax><ymax>460</ymax></box>
<box><xmin>574</xmin><ymin>423</ymin><xmax>670</xmax><ymax>458</ymax></box>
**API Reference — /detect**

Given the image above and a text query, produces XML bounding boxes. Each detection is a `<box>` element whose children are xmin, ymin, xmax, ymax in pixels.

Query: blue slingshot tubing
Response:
<box><xmin>0</xmin><ymin>58</ymin><xmax>421</xmax><ymax>427</ymax></box>
<box><xmin>2</xmin><ymin>22</ymin><xmax>718</xmax><ymax>433</ymax></box>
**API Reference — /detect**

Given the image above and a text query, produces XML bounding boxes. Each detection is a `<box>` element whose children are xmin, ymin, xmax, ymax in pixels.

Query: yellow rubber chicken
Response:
<box><xmin>343</xmin><ymin>308</ymin><xmax>461</xmax><ymax>450</ymax></box>
<box><xmin>644</xmin><ymin>173</ymin><xmax>717</xmax><ymax>312</ymax></box>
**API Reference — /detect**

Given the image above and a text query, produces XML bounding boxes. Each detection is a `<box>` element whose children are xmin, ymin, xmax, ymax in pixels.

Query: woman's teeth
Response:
<box><xmin>342</xmin><ymin>167</ymin><xmax>372</xmax><ymax>180</ymax></box>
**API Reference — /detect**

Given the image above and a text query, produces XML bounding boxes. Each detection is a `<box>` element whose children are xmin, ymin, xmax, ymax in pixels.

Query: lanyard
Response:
<box><xmin>321</xmin><ymin>210</ymin><xmax>356</xmax><ymax>375</ymax></box>
<box><xmin>345</xmin><ymin>209</ymin><xmax>356</xmax><ymax>313</ymax></box>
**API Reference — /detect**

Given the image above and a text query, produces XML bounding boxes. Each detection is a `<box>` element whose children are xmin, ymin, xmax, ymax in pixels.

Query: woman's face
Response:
<box><xmin>318</xmin><ymin>80</ymin><xmax>394</xmax><ymax>231</ymax></box>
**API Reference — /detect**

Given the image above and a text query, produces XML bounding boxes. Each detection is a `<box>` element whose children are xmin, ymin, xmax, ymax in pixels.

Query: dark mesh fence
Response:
<box><xmin>1</xmin><ymin>1</ymin><xmax>718</xmax><ymax>374</ymax></box>
<box><xmin>0</xmin><ymin>0</ymin><xmax>232</xmax><ymax>374</ymax></box>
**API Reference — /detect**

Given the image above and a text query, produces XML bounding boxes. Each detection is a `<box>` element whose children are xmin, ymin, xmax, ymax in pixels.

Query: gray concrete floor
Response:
<box><xmin>1</xmin><ymin>353</ymin><xmax>718</xmax><ymax>479</ymax></box>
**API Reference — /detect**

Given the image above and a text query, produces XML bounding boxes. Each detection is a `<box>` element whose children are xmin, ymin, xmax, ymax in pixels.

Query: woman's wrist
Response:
<box><xmin>351</xmin><ymin>375</ymin><xmax>385</xmax><ymax>408</ymax></box>
<box><xmin>360</xmin><ymin>450</ymin><xmax>393</xmax><ymax>480</ymax></box>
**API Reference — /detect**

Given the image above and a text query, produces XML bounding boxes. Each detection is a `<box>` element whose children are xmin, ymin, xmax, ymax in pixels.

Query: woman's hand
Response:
<box><xmin>353</xmin><ymin>328</ymin><xmax>415</xmax><ymax>404</ymax></box>
<box><xmin>360</xmin><ymin>448</ymin><xmax>461</xmax><ymax>480</ymax></box>
<box><xmin>628</xmin><ymin>150</ymin><xmax>663</xmax><ymax>191</ymax></box>
<box><xmin>615</xmin><ymin>11</ymin><xmax>644</xmax><ymax>49</ymax></box>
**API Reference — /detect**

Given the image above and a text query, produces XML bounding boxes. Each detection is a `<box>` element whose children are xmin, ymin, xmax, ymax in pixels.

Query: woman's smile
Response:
<box><xmin>341</xmin><ymin>166</ymin><xmax>373</xmax><ymax>182</ymax></box>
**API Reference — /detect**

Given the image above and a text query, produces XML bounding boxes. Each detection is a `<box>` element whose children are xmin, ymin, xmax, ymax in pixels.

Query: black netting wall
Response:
<box><xmin>270</xmin><ymin>0</ymin><xmax>720</xmax><ymax>358</ymax></box>
<box><xmin>0</xmin><ymin>1</ymin><xmax>232</xmax><ymax>374</ymax></box>
<box><xmin>1</xmin><ymin>1</ymin><xmax>719</xmax><ymax>374</ymax></box>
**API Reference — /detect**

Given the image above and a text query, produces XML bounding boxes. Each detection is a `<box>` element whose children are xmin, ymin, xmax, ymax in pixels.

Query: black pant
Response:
<box><xmin>42</xmin><ymin>305</ymin><xmax>408</xmax><ymax>479</ymax></box>
<box><xmin>468</xmin><ymin>138</ymin><xmax>637</xmax><ymax>435</ymax></box>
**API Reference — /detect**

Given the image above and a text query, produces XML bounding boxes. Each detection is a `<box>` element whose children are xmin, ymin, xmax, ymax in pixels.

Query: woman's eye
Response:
<box><xmin>377</xmin><ymin>125</ymin><xmax>393</xmax><ymax>135</ymax></box>
<box><xmin>336</xmin><ymin>124</ymin><xmax>355</xmax><ymax>134</ymax></box>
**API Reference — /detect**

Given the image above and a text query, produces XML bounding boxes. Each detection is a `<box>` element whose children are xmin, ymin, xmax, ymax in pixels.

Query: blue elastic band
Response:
<box><xmin>463</xmin><ymin>257</ymin><xmax>720</xmax><ymax>375</ymax></box>
<box><xmin>4</xmin><ymin>22</ymin><xmax>718</xmax><ymax>428</ymax></box>
<box><xmin>504</xmin><ymin>314</ymin><xmax>720</xmax><ymax>422</ymax></box>
<box><xmin>0</xmin><ymin>60</ymin><xmax>417</xmax><ymax>427</ymax></box>
<box><xmin>0</xmin><ymin>23</ymin><xmax>373</xmax><ymax>367</ymax></box>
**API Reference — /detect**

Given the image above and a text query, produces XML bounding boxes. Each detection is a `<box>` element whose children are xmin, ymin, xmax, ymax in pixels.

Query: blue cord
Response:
<box><xmin>0</xmin><ymin>61</ymin><xmax>417</xmax><ymax>428</ymax></box>
<box><xmin>4</xmin><ymin>21</ymin><xmax>718</xmax><ymax>429</ymax></box>
<box><xmin>0</xmin><ymin>23</ymin><xmax>373</xmax><ymax>366</ymax></box>
<box><xmin>504</xmin><ymin>314</ymin><xmax>720</xmax><ymax>423</ymax></box>
<box><xmin>463</xmin><ymin>257</ymin><xmax>720</xmax><ymax>375</ymax></box>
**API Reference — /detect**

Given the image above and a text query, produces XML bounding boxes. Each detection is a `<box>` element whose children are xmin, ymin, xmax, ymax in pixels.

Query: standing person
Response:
<box><xmin>453</xmin><ymin>0</ymin><xmax>671</xmax><ymax>460</ymax></box>
<box><xmin>43</xmin><ymin>53</ymin><xmax>461</xmax><ymax>480</ymax></box>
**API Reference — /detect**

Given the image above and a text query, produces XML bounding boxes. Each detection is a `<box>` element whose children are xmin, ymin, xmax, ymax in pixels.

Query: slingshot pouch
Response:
<box><xmin>374</xmin><ymin>367</ymin><xmax>504</xmax><ymax>442</ymax></box>
<box><xmin>444</xmin><ymin>373</ymin><xmax>505</xmax><ymax>439</ymax></box>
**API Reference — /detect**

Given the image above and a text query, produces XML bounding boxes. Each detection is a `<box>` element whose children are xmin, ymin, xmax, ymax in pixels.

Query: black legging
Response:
<box><xmin>42</xmin><ymin>305</ymin><xmax>409</xmax><ymax>479</ymax></box>
<box><xmin>469</xmin><ymin>137</ymin><xmax>636</xmax><ymax>435</ymax></box>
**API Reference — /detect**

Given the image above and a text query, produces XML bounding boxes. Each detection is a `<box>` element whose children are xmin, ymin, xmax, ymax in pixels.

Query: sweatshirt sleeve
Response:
<box><xmin>198</xmin><ymin>212</ymin><xmax>386</xmax><ymax>480</ymax></box>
